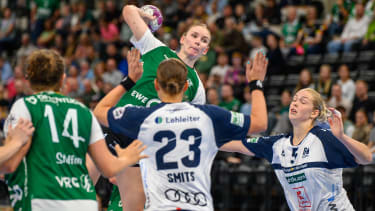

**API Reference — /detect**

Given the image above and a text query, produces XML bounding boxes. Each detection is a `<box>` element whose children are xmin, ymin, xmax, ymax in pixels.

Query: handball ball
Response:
<box><xmin>141</xmin><ymin>5</ymin><xmax>163</xmax><ymax>33</ymax></box>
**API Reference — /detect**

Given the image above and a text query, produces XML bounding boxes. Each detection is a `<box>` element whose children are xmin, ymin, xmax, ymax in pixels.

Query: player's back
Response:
<box><xmin>15</xmin><ymin>92</ymin><xmax>97</xmax><ymax>211</ymax></box>
<box><xmin>138</xmin><ymin>102</ymin><xmax>218</xmax><ymax>211</ymax></box>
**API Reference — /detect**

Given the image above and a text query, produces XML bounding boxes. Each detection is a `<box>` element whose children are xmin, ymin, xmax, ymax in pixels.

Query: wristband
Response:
<box><xmin>248</xmin><ymin>80</ymin><xmax>263</xmax><ymax>93</ymax></box>
<box><xmin>120</xmin><ymin>76</ymin><xmax>136</xmax><ymax>90</ymax></box>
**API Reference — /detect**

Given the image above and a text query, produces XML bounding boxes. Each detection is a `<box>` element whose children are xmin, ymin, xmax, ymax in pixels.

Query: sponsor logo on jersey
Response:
<box><xmin>164</xmin><ymin>188</ymin><xmax>207</xmax><ymax>206</ymax></box>
<box><xmin>286</xmin><ymin>173</ymin><xmax>307</xmax><ymax>184</ymax></box>
<box><xmin>302</xmin><ymin>147</ymin><xmax>310</xmax><ymax>158</ymax></box>
<box><xmin>55</xmin><ymin>174</ymin><xmax>94</xmax><ymax>192</ymax></box>
<box><xmin>293</xmin><ymin>186</ymin><xmax>311</xmax><ymax>208</ymax></box>
<box><xmin>8</xmin><ymin>184</ymin><xmax>23</xmax><ymax>207</ymax></box>
<box><xmin>247</xmin><ymin>137</ymin><xmax>259</xmax><ymax>143</ymax></box>
<box><xmin>56</xmin><ymin>152</ymin><xmax>83</xmax><ymax>165</ymax></box>
<box><xmin>155</xmin><ymin>117</ymin><xmax>163</xmax><ymax>124</ymax></box>
<box><xmin>156</xmin><ymin>116</ymin><xmax>200</xmax><ymax>124</ymax></box>
<box><xmin>230</xmin><ymin>111</ymin><xmax>244</xmax><ymax>127</ymax></box>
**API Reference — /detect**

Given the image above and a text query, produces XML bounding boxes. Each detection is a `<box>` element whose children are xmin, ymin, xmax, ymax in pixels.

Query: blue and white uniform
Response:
<box><xmin>242</xmin><ymin>126</ymin><xmax>357</xmax><ymax>211</ymax></box>
<box><xmin>107</xmin><ymin>102</ymin><xmax>251</xmax><ymax>211</ymax></box>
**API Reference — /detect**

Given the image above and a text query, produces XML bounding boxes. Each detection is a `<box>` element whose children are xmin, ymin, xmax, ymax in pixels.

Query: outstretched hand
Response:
<box><xmin>7</xmin><ymin>118</ymin><xmax>34</xmax><ymax>146</ymax></box>
<box><xmin>246</xmin><ymin>51</ymin><xmax>268</xmax><ymax>82</ymax></box>
<box><xmin>127</xmin><ymin>48</ymin><xmax>144</xmax><ymax>82</ymax></box>
<box><xmin>115</xmin><ymin>140</ymin><xmax>148</xmax><ymax>166</ymax></box>
<box><xmin>327</xmin><ymin>108</ymin><xmax>344</xmax><ymax>140</ymax></box>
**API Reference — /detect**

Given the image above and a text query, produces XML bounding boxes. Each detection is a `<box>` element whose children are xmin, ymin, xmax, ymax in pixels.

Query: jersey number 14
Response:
<box><xmin>44</xmin><ymin>104</ymin><xmax>85</xmax><ymax>148</ymax></box>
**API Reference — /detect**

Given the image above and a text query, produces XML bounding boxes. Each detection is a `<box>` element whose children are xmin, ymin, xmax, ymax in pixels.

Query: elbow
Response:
<box><xmin>122</xmin><ymin>5</ymin><xmax>136</xmax><ymax>20</ymax></box>
<box><xmin>0</xmin><ymin>164</ymin><xmax>17</xmax><ymax>174</ymax></box>
<box><xmin>363</xmin><ymin>152</ymin><xmax>373</xmax><ymax>165</ymax></box>
<box><xmin>249</xmin><ymin>118</ymin><xmax>268</xmax><ymax>134</ymax></box>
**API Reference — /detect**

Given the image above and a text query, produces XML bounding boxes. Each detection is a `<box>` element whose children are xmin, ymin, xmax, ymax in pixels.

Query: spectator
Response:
<box><xmin>218</xmin><ymin>17</ymin><xmax>248</xmax><ymax>55</ymax></box>
<box><xmin>349</xmin><ymin>80</ymin><xmax>375</xmax><ymax>122</ymax></box>
<box><xmin>240</xmin><ymin>86</ymin><xmax>252</xmax><ymax>115</ymax></box>
<box><xmin>0</xmin><ymin>8</ymin><xmax>16</xmax><ymax>54</ymax></box>
<box><xmin>206</xmin><ymin>87</ymin><xmax>220</xmax><ymax>105</ymax></box>
<box><xmin>293</xmin><ymin>6</ymin><xmax>324</xmax><ymax>55</ymax></box>
<box><xmin>118</xmin><ymin>46</ymin><xmax>130</xmax><ymax>76</ymax></box>
<box><xmin>36</xmin><ymin>19</ymin><xmax>56</xmax><ymax>48</ymax></box>
<box><xmin>325</xmin><ymin>0</ymin><xmax>353</xmax><ymax>37</ymax></box>
<box><xmin>328</xmin><ymin>84</ymin><xmax>352</xmax><ymax>115</ymax></box>
<box><xmin>263</xmin><ymin>0</ymin><xmax>281</xmax><ymax>25</ymax></box>
<box><xmin>224</xmin><ymin>52</ymin><xmax>244</xmax><ymax>86</ymax></box>
<box><xmin>219</xmin><ymin>83</ymin><xmax>241</xmax><ymax>111</ymax></box>
<box><xmin>102</xmin><ymin>58</ymin><xmax>123</xmax><ymax>86</ymax></box>
<box><xmin>295</xmin><ymin>68</ymin><xmax>315</xmax><ymax>93</ymax></box>
<box><xmin>315</xmin><ymin>64</ymin><xmax>333</xmax><ymax>100</ymax></box>
<box><xmin>281</xmin><ymin>6</ymin><xmax>301</xmax><ymax>48</ymax></box>
<box><xmin>352</xmin><ymin>109</ymin><xmax>371</xmax><ymax>145</ymax></box>
<box><xmin>336</xmin><ymin>64</ymin><xmax>356</xmax><ymax>103</ymax></box>
<box><xmin>353</xmin><ymin>6</ymin><xmax>375</xmax><ymax>51</ymax></box>
<box><xmin>75</xmin><ymin>33</ymin><xmax>92</xmax><ymax>61</ymax></box>
<box><xmin>327</xmin><ymin>3</ymin><xmax>370</xmax><ymax>53</ymax></box>
<box><xmin>369</xmin><ymin>112</ymin><xmax>375</xmax><ymax>160</ymax></box>
<box><xmin>209</xmin><ymin>52</ymin><xmax>231</xmax><ymax>82</ymax></box>
<box><xmin>271</xmin><ymin>89</ymin><xmax>293</xmax><ymax>135</ymax></box>
<box><xmin>16</xmin><ymin>33</ymin><xmax>37</xmax><ymax>64</ymax></box>
<box><xmin>266</xmin><ymin>33</ymin><xmax>285</xmax><ymax>76</ymax></box>
<box><xmin>99</xmin><ymin>17</ymin><xmax>119</xmax><ymax>44</ymax></box>
<box><xmin>0</xmin><ymin>56</ymin><xmax>13</xmax><ymax>85</ymax></box>
<box><xmin>249</xmin><ymin>36</ymin><xmax>267</xmax><ymax>59</ymax></box>
<box><xmin>336</xmin><ymin>105</ymin><xmax>355</xmax><ymax>137</ymax></box>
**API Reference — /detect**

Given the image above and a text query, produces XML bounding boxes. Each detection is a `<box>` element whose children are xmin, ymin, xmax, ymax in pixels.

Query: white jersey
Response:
<box><xmin>243</xmin><ymin>126</ymin><xmax>357</xmax><ymax>211</ymax></box>
<box><xmin>108</xmin><ymin>102</ymin><xmax>251</xmax><ymax>211</ymax></box>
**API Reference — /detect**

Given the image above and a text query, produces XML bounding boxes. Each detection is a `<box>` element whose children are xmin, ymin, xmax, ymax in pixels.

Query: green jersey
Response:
<box><xmin>5</xmin><ymin>159</ymin><xmax>26</xmax><ymax>211</ymax></box>
<box><xmin>107</xmin><ymin>186</ymin><xmax>122</xmax><ymax>211</ymax></box>
<box><xmin>117</xmin><ymin>30</ymin><xmax>206</xmax><ymax>107</ymax></box>
<box><xmin>5</xmin><ymin>92</ymin><xmax>104</xmax><ymax>211</ymax></box>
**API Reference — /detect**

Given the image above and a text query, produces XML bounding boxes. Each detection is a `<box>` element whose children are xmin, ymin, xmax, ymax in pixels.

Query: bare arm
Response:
<box><xmin>220</xmin><ymin>140</ymin><xmax>255</xmax><ymax>156</ymax></box>
<box><xmin>246</xmin><ymin>52</ymin><xmax>268</xmax><ymax>134</ymax></box>
<box><xmin>86</xmin><ymin>154</ymin><xmax>100</xmax><ymax>185</ymax></box>
<box><xmin>122</xmin><ymin>5</ymin><xmax>155</xmax><ymax>41</ymax></box>
<box><xmin>88</xmin><ymin>139</ymin><xmax>147</xmax><ymax>178</ymax></box>
<box><xmin>0</xmin><ymin>118</ymin><xmax>34</xmax><ymax>173</ymax></box>
<box><xmin>328</xmin><ymin>108</ymin><xmax>372</xmax><ymax>164</ymax></box>
<box><xmin>93</xmin><ymin>48</ymin><xmax>143</xmax><ymax>126</ymax></box>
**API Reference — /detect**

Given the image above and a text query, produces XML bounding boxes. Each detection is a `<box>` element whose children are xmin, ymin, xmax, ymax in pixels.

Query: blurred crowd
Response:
<box><xmin>0</xmin><ymin>0</ymin><xmax>375</xmax><ymax>169</ymax></box>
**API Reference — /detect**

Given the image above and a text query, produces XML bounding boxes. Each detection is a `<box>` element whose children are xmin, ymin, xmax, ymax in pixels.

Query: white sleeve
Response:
<box><xmin>89</xmin><ymin>112</ymin><xmax>105</xmax><ymax>145</ymax></box>
<box><xmin>3</xmin><ymin>98</ymin><xmax>32</xmax><ymax>137</ymax></box>
<box><xmin>130</xmin><ymin>29</ymin><xmax>165</xmax><ymax>55</ymax></box>
<box><xmin>191</xmin><ymin>76</ymin><xmax>206</xmax><ymax>105</ymax></box>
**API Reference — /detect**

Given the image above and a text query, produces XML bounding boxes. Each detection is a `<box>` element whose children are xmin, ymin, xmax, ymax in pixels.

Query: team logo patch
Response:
<box><xmin>230</xmin><ymin>111</ymin><xmax>244</xmax><ymax>127</ymax></box>
<box><xmin>113</xmin><ymin>107</ymin><xmax>125</xmax><ymax>119</ymax></box>
<box><xmin>155</xmin><ymin>117</ymin><xmax>163</xmax><ymax>124</ymax></box>
<box><xmin>25</xmin><ymin>96</ymin><xmax>37</xmax><ymax>104</ymax></box>
<box><xmin>247</xmin><ymin>137</ymin><xmax>259</xmax><ymax>143</ymax></box>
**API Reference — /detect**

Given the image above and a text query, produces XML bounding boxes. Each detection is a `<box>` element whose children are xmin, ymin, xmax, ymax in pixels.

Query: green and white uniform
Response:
<box><xmin>4</xmin><ymin>91</ymin><xmax>104</xmax><ymax>211</ymax></box>
<box><xmin>5</xmin><ymin>160</ymin><xmax>26</xmax><ymax>211</ymax></box>
<box><xmin>117</xmin><ymin>29</ymin><xmax>206</xmax><ymax>107</ymax></box>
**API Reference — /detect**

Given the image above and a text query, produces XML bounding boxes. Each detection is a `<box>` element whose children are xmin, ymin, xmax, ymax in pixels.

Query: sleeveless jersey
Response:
<box><xmin>4</xmin><ymin>92</ymin><xmax>104</xmax><ymax>211</ymax></box>
<box><xmin>107</xmin><ymin>102</ymin><xmax>251</xmax><ymax>210</ymax></box>
<box><xmin>242</xmin><ymin>126</ymin><xmax>357</xmax><ymax>211</ymax></box>
<box><xmin>117</xmin><ymin>29</ymin><xmax>206</xmax><ymax>107</ymax></box>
